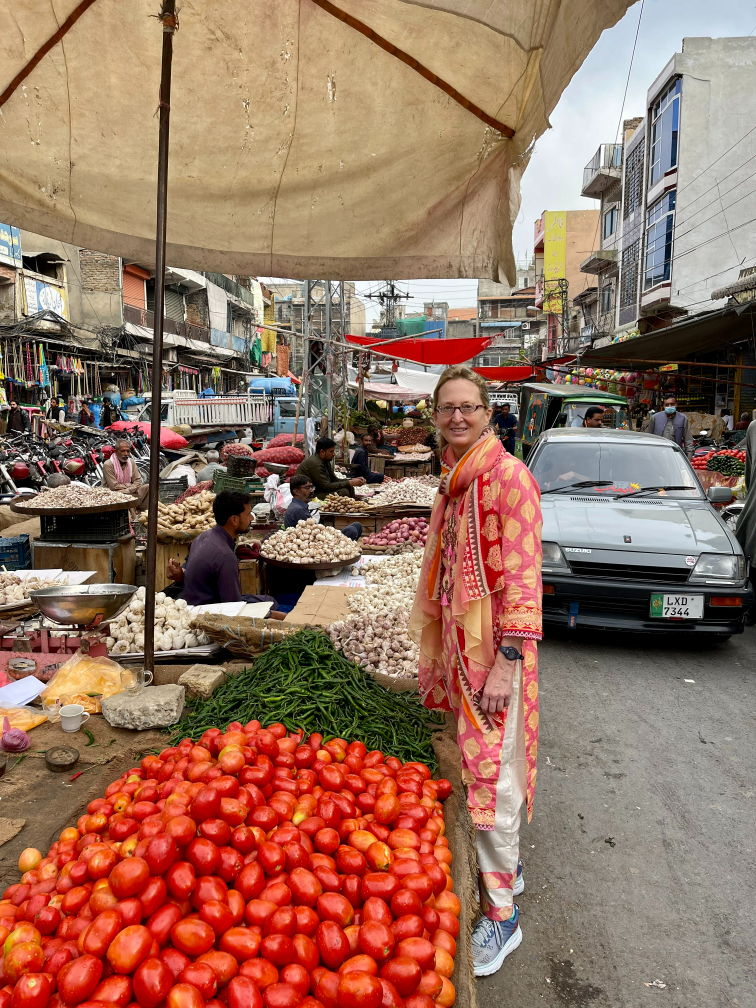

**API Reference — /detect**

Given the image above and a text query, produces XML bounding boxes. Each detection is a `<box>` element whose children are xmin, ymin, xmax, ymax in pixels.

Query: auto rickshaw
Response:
<box><xmin>517</xmin><ymin>382</ymin><xmax>631</xmax><ymax>460</ymax></box>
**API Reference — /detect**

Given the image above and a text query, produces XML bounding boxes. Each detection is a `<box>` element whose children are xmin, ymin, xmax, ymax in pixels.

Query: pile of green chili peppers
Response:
<box><xmin>168</xmin><ymin>629</ymin><xmax>445</xmax><ymax>771</ymax></box>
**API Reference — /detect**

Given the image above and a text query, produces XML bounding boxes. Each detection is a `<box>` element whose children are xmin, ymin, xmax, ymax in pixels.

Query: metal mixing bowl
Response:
<box><xmin>28</xmin><ymin>584</ymin><xmax>137</xmax><ymax>627</ymax></box>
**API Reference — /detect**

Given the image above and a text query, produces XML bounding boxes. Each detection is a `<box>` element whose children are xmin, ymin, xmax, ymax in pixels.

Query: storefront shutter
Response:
<box><xmin>122</xmin><ymin>268</ymin><xmax>146</xmax><ymax>308</ymax></box>
<box><xmin>164</xmin><ymin>287</ymin><xmax>185</xmax><ymax>323</ymax></box>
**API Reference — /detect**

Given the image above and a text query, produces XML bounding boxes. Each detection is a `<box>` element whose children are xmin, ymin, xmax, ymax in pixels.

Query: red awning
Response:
<box><xmin>472</xmin><ymin>366</ymin><xmax>535</xmax><ymax>382</ymax></box>
<box><xmin>345</xmin><ymin>334</ymin><xmax>493</xmax><ymax>365</ymax></box>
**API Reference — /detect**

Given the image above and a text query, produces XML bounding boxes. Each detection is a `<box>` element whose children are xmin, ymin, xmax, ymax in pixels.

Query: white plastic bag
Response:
<box><xmin>264</xmin><ymin>474</ymin><xmax>291</xmax><ymax>516</ymax></box>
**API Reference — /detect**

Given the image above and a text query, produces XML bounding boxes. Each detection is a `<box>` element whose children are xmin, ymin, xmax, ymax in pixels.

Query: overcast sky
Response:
<box><xmin>268</xmin><ymin>0</ymin><xmax>756</xmax><ymax>324</ymax></box>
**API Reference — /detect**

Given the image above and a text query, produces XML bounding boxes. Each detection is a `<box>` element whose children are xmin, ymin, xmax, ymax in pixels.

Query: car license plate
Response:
<box><xmin>649</xmin><ymin>593</ymin><xmax>704</xmax><ymax>619</ymax></box>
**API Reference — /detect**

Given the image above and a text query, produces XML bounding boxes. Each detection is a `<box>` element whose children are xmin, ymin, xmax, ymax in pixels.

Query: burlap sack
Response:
<box><xmin>193</xmin><ymin>614</ymin><xmax>300</xmax><ymax>657</ymax></box>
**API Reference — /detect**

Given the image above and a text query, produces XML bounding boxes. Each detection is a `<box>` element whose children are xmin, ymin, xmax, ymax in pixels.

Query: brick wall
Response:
<box><xmin>185</xmin><ymin>289</ymin><xmax>210</xmax><ymax>328</ymax></box>
<box><xmin>79</xmin><ymin>249</ymin><xmax>121</xmax><ymax>291</ymax></box>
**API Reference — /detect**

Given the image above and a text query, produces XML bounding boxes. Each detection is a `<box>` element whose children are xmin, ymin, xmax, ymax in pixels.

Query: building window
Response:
<box><xmin>603</xmin><ymin>207</ymin><xmax>618</xmax><ymax>240</ymax></box>
<box><xmin>599</xmin><ymin>285</ymin><xmax>614</xmax><ymax>316</ymax></box>
<box><xmin>644</xmin><ymin>191</ymin><xmax>676</xmax><ymax>289</ymax></box>
<box><xmin>620</xmin><ymin>240</ymin><xmax>640</xmax><ymax>308</ymax></box>
<box><xmin>623</xmin><ymin>141</ymin><xmax>644</xmax><ymax>220</ymax></box>
<box><xmin>649</xmin><ymin>78</ymin><xmax>681</xmax><ymax>187</ymax></box>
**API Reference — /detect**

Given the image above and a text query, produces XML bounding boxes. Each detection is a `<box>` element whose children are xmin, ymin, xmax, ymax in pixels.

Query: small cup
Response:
<box><xmin>59</xmin><ymin>704</ymin><xmax>90</xmax><ymax>733</ymax></box>
<box><xmin>120</xmin><ymin>668</ymin><xmax>153</xmax><ymax>694</ymax></box>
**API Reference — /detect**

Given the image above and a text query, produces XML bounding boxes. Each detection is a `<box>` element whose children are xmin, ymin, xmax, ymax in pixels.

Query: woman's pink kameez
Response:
<box><xmin>410</xmin><ymin>434</ymin><xmax>542</xmax><ymax>920</ymax></box>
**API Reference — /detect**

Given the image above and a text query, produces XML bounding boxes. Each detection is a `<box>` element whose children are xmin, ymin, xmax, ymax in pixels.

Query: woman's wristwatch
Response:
<box><xmin>498</xmin><ymin>645</ymin><xmax>525</xmax><ymax>661</ymax></box>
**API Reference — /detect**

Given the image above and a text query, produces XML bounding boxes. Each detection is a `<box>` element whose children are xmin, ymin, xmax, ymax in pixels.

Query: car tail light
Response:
<box><xmin>542</xmin><ymin>584</ymin><xmax>555</xmax><ymax>594</ymax></box>
<box><xmin>709</xmin><ymin>596</ymin><xmax>742</xmax><ymax>607</ymax></box>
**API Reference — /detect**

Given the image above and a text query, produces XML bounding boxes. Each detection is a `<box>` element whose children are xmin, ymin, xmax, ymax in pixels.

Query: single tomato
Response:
<box><xmin>337</xmin><ymin>971</ymin><xmax>382</xmax><ymax>1008</ymax></box>
<box><xmin>107</xmin><ymin>924</ymin><xmax>153</xmax><ymax>975</ymax></box>
<box><xmin>132</xmin><ymin>957</ymin><xmax>173</xmax><ymax>1008</ymax></box>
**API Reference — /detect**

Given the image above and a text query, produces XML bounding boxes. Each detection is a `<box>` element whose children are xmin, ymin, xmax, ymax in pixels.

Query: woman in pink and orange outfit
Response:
<box><xmin>409</xmin><ymin>366</ymin><xmax>542</xmax><ymax>977</ymax></box>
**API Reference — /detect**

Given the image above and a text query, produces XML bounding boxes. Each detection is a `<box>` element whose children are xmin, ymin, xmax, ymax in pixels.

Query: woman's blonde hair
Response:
<box><xmin>431</xmin><ymin>365</ymin><xmax>490</xmax><ymax>411</ymax></box>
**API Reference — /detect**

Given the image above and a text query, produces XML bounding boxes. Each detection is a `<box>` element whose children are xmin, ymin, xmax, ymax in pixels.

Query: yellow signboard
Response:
<box><xmin>542</xmin><ymin>211</ymin><xmax>566</xmax><ymax>314</ymax></box>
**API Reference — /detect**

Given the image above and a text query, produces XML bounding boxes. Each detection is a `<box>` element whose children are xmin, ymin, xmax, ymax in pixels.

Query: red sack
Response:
<box><xmin>220</xmin><ymin>443</ymin><xmax>256</xmax><ymax>462</ymax></box>
<box><xmin>253</xmin><ymin>447</ymin><xmax>304</xmax><ymax>465</ymax></box>
<box><xmin>256</xmin><ymin>466</ymin><xmax>270</xmax><ymax>479</ymax></box>
<box><xmin>267</xmin><ymin>433</ymin><xmax>304</xmax><ymax>448</ymax></box>
<box><xmin>107</xmin><ymin>421</ymin><xmax>188</xmax><ymax>449</ymax></box>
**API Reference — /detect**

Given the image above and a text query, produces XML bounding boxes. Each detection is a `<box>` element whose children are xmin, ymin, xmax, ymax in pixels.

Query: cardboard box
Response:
<box><xmin>282</xmin><ymin>585</ymin><xmax>361</xmax><ymax>627</ymax></box>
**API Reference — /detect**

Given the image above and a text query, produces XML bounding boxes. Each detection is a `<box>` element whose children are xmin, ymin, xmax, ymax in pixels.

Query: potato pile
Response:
<box><xmin>138</xmin><ymin>489</ymin><xmax>215</xmax><ymax>539</ymax></box>
<box><xmin>261</xmin><ymin>517</ymin><xmax>360</xmax><ymax>564</ymax></box>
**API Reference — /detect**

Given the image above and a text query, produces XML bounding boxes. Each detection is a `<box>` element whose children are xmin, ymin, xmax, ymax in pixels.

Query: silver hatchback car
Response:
<box><xmin>527</xmin><ymin>428</ymin><xmax>752</xmax><ymax>638</ymax></box>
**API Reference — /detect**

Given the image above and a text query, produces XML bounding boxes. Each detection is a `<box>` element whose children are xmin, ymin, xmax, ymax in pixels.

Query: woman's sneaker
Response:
<box><xmin>471</xmin><ymin>906</ymin><xmax>523</xmax><ymax>977</ymax></box>
<box><xmin>513</xmin><ymin>858</ymin><xmax>524</xmax><ymax>896</ymax></box>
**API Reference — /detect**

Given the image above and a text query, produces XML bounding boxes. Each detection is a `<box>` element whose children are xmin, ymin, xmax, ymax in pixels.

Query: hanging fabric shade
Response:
<box><xmin>345</xmin><ymin>333</ymin><xmax>492</xmax><ymax>364</ymax></box>
<box><xmin>0</xmin><ymin>0</ymin><xmax>632</xmax><ymax>283</ymax></box>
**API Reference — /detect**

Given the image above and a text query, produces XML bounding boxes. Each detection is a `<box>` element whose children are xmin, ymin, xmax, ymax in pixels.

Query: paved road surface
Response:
<box><xmin>477</xmin><ymin>626</ymin><xmax>755</xmax><ymax>1008</ymax></box>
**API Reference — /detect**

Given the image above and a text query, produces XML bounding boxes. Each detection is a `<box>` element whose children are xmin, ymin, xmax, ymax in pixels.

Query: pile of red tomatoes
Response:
<box><xmin>0</xmin><ymin>722</ymin><xmax>457</xmax><ymax>1008</ymax></box>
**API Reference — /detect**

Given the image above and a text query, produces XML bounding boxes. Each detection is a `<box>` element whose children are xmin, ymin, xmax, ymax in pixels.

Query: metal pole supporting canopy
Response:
<box><xmin>143</xmin><ymin>0</ymin><xmax>176</xmax><ymax>674</ymax></box>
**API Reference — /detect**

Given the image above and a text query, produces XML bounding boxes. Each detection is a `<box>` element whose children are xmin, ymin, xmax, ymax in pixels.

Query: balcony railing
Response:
<box><xmin>582</xmin><ymin>143</ymin><xmax>623</xmax><ymax>198</ymax></box>
<box><xmin>124</xmin><ymin>303</ymin><xmax>210</xmax><ymax>343</ymax></box>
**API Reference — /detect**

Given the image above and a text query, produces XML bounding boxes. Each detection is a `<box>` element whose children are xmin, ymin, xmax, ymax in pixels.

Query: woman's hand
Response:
<box><xmin>479</xmin><ymin>638</ymin><xmax>521</xmax><ymax>714</ymax></box>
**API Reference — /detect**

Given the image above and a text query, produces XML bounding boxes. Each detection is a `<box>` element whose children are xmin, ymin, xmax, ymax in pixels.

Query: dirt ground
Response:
<box><xmin>0</xmin><ymin>714</ymin><xmax>167</xmax><ymax>892</ymax></box>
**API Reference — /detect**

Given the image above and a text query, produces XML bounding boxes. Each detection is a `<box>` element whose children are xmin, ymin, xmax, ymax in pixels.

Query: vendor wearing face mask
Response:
<box><xmin>643</xmin><ymin>394</ymin><xmax>692</xmax><ymax>454</ymax></box>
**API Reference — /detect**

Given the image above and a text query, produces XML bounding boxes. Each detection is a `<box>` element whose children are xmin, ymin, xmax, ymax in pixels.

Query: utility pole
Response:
<box><xmin>301</xmin><ymin>280</ymin><xmax>348</xmax><ymax>452</ymax></box>
<box><xmin>364</xmin><ymin>281</ymin><xmax>410</xmax><ymax>333</ymax></box>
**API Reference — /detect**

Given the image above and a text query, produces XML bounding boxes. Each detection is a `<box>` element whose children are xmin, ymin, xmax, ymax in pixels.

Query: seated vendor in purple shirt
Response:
<box><xmin>166</xmin><ymin>489</ymin><xmax>286</xmax><ymax>619</ymax></box>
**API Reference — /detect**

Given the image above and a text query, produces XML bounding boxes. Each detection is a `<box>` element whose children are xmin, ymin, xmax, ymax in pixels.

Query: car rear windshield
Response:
<box><xmin>530</xmin><ymin>441</ymin><xmax>702</xmax><ymax>497</ymax></box>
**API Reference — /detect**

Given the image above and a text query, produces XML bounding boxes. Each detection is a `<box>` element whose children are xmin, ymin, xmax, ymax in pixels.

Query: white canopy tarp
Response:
<box><xmin>349</xmin><ymin>365</ymin><xmax>439</xmax><ymax>396</ymax></box>
<box><xmin>0</xmin><ymin>0</ymin><xmax>632</xmax><ymax>283</ymax></box>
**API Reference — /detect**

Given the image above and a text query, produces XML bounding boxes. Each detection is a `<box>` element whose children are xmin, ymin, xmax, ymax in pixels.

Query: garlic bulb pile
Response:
<box><xmin>369</xmin><ymin>479</ymin><xmax>438</xmax><ymax>508</ymax></box>
<box><xmin>106</xmin><ymin>588</ymin><xmax>211</xmax><ymax>654</ymax></box>
<box><xmin>138</xmin><ymin>490</ymin><xmax>216</xmax><ymax>538</ymax></box>
<box><xmin>261</xmin><ymin>518</ymin><xmax>360</xmax><ymax>564</ymax></box>
<box><xmin>0</xmin><ymin>573</ymin><xmax>65</xmax><ymax>606</ymax></box>
<box><xmin>327</xmin><ymin>552</ymin><xmax>423</xmax><ymax>678</ymax></box>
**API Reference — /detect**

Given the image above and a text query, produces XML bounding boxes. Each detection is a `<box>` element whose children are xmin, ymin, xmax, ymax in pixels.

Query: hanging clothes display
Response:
<box><xmin>260</xmin><ymin>329</ymin><xmax>276</xmax><ymax>354</ymax></box>
<box><xmin>251</xmin><ymin>336</ymin><xmax>262</xmax><ymax>366</ymax></box>
<box><xmin>276</xmin><ymin>344</ymin><xmax>290</xmax><ymax>376</ymax></box>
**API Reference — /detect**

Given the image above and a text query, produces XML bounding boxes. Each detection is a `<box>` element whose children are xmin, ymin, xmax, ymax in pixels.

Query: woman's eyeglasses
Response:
<box><xmin>434</xmin><ymin>404</ymin><xmax>486</xmax><ymax>416</ymax></box>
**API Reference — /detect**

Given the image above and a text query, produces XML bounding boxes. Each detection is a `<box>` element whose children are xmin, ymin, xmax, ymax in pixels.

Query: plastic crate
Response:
<box><xmin>159</xmin><ymin>477</ymin><xmax>189</xmax><ymax>503</ymax></box>
<box><xmin>213</xmin><ymin>472</ymin><xmax>265</xmax><ymax>495</ymax></box>
<box><xmin>39</xmin><ymin>509</ymin><xmax>131</xmax><ymax>543</ymax></box>
<box><xmin>227</xmin><ymin>454</ymin><xmax>257</xmax><ymax>478</ymax></box>
<box><xmin>0</xmin><ymin>534</ymin><xmax>31</xmax><ymax>570</ymax></box>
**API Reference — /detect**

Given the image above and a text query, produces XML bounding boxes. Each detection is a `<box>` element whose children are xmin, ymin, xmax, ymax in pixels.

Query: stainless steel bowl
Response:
<box><xmin>28</xmin><ymin>584</ymin><xmax>137</xmax><ymax>627</ymax></box>
<box><xmin>264</xmin><ymin>462</ymin><xmax>289</xmax><ymax>476</ymax></box>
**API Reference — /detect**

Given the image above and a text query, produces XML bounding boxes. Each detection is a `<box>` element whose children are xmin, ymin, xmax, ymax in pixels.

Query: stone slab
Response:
<box><xmin>101</xmin><ymin>685</ymin><xmax>185</xmax><ymax>730</ymax></box>
<box><xmin>178</xmin><ymin>665</ymin><xmax>226</xmax><ymax>700</ymax></box>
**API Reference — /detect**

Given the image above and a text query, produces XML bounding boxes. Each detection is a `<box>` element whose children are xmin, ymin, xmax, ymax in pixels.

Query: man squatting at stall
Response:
<box><xmin>166</xmin><ymin>489</ymin><xmax>285</xmax><ymax>618</ymax></box>
<box><xmin>294</xmin><ymin>437</ymin><xmax>365</xmax><ymax>498</ymax></box>
<box><xmin>102</xmin><ymin>440</ymin><xmax>149</xmax><ymax>509</ymax></box>
<box><xmin>286</xmin><ymin>475</ymin><xmax>363</xmax><ymax>541</ymax></box>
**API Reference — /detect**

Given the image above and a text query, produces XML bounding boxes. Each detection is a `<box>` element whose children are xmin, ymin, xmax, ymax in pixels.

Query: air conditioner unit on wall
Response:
<box><xmin>521</xmin><ymin>322</ymin><xmax>530</xmax><ymax>330</ymax></box>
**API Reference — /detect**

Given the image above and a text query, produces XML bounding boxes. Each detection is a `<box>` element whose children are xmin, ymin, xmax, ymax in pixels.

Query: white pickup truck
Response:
<box><xmin>128</xmin><ymin>391</ymin><xmax>273</xmax><ymax>444</ymax></box>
